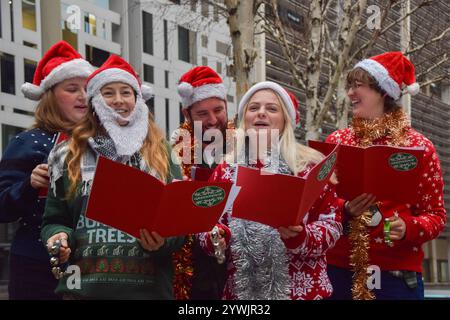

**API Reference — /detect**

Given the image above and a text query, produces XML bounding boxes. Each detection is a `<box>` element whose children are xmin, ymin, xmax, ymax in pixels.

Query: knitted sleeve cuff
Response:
<box><xmin>281</xmin><ymin>227</ymin><xmax>307</xmax><ymax>250</ymax></box>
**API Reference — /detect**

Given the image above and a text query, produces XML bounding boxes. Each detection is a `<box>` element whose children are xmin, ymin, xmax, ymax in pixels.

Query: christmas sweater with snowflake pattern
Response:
<box><xmin>326</xmin><ymin>127</ymin><xmax>446</xmax><ymax>272</ymax></box>
<box><xmin>199</xmin><ymin>162</ymin><xmax>343</xmax><ymax>300</ymax></box>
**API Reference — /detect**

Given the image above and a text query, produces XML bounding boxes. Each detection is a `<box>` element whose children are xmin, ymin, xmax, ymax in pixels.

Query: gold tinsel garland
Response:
<box><xmin>171</xmin><ymin>120</ymin><xmax>235</xmax><ymax>300</ymax></box>
<box><xmin>348</xmin><ymin>212</ymin><xmax>375</xmax><ymax>300</ymax></box>
<box><xmin>352</xmin><ymin>109</ymin><xmax>410</xmax><ymax>148</ymax></box>
<box><xmin>348</xmin><ymin>110</ymin><xmax>410</xmax><ymax>300</ymax></box>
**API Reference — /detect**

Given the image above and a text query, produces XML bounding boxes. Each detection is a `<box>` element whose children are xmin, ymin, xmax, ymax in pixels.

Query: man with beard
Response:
<box><xmin>170</xmin><ymin>66</ymin><xmax>234</xmax><ymax>300</ymax></box>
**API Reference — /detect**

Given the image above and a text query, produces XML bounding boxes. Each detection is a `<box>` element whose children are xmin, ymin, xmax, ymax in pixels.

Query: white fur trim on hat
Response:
<box><xmin>354</xmin><ymin>59</ymin><xmax>402</xmax><ymax>100</ymax></box>
<box><xmin>21</xmin><ymin>82</ymin><xmax>44</xmax><ymax>101</ymax></box>
<box><xmin>21</xmin><ymin>58</ymin><xmax>93</xmax><ymax>101</ymax></box>
<box><xmin>40</xmin><ymin>58</ymin><xmax>93</xmax><ymax>91</ymax></box>
<box><xmin>179</xmin><ymin>83</ymin><xmax>226</xmax><ymax>108</ymax></box>
<box><xmin>237</xmin><ymin>81</ymin><xmax>296</xmax><ymax>127</ymax></box>
<box><xmin>406</xmin><ymin>82</ymin><xmax>420</xmax><ymax>96</ymax></box>
<box><xmin>87</xmin><ymin>68</ymin><xmax>142</xmax><ymax>100</ymax></box>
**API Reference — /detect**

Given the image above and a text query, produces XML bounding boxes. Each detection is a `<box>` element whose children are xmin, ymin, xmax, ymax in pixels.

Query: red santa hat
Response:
<box><xmin>21</xmin><ymin>41</ymin><xmax>93</xmax><ymax>101</ymax></box>
<box><xmin>87</xmin><ymin>54</ymin><xmax>153</xmax><ymax>101</ymax></box>
<box><xmin>354</xmin><ymin>51</ymin><xmax>420</xmax><ymax>100</ymax></box>
<box><xmin>238</xmin><ymin>81</ymin><xmax>300</xmax><ymax>127</ymax></box>
<box><xmin>178</xmin><ymin>66</ymin><xmax>227</xmax><ymax>108</ymax></box>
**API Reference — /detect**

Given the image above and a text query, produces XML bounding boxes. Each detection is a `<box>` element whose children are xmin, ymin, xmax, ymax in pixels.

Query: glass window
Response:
<box><xmin>216</xmin><ymin>61</ymin><xmax>222</xmax><ymax>74</ymax></box>
<box><xmin>201</xmin><ymin>0</ymin><xmax>209</xmax><ymax>18</ymax></box>
<box><xmin>0</xmin><ymin>52</ymin><xmax>15</xmax><ymax>94</ymax></box>
<box><xmin>178</xmin><ymin>26</ymin><xmax>190</xmax><ymax>63</ymax></box>
<box><xmin>178</xmin><ymin>27</ymin><xmax>197</xmax><ymax>64</ymax></box>
<box><xmin>22</xmin><ymin>0</ymin><xmax>36</xmax><ymax>31</ymax></box>
<box><xmin>142</xmin><ymin>11</ymin><xmax>153</xmax><ymax>55</ymax></box>
<box><xmin>179</xmin><ymin>103</ymin><xmax>185</xmax><ymax>124</ymax></box>
<box><xmin>24</xmin><ymin>59</ymin><xmax>37</xmax><ymax>84</ymax></box>
<box><xmin>163</xmin><ymin>20</ymin><xmax>168</xmax><ymax>60</ymax></box>
<box><xmin>202</xmin><ymin>56</ymin><xmax>208</xmax><ymax>66</ymax></box>
<box><xmin>216</xmin><ymin>40</ymin><xmax>230</xmax><ymax>56</ymax></box>
<box><xmin>9</xmin><ymin>1</ymin><xmax>14</xmax><ymax>41</ymax></box>
<box><xmin>85</xmin><ymin>45</ymin><xmax>109</xmax><ymax>68</ymax></box>
<box><xmin>164</xmin><ymin>70</ymin><xmax>169</xmax><ymax>89</ymax></box>
<box><xmin>0</xmin><ymin>1</ymin><xmax>2</xmax><ymax>38</ymax></box>
<box><xmin>422</xmin><ymin>259</ymin><xmax>431</xmax><ymax>282</ymax></box>
<box><xmin>143</xmin><ymin>64</ymin><xmax>154</xmax><ymax>84</ymax></box>
<box><xmin>213</xmin><ymin>4</ymin><xmax>219</xmax><ymax>22</ymax></box>
<box><xmin>61</xmin><ymin>3</ymin><xmax>79</xmax><ymax>50</ymax></box>
<box><xmin>84</xmin><ymin>13</ymin><xmax>97</xmax><ymax>36</ymax></box>
<box><xmin>23</xmin><ymin>41</ymin><xmax>37</xmax><ymax>48</ymax></box>
<box><xmin>190</xmin><ymin>0</ymin><xmax>198</xmax><ymax>12</ymax></box>
<box><xmin>438</xmin><ymin>260</ymin><xmax>449</xmax><ymax>283</ymax></box>
<box><xmin>201</xmin><ymin>35</ymin><xmax>208</xmax><ymax>48</ymax></box>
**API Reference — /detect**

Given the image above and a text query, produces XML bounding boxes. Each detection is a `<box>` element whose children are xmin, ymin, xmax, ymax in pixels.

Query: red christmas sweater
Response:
<box><xmin>198</xmin><ymin>162</ymin><xmax>343</xmax><ymax>300</ymax></box>
<box><xmin>326</xmin><ymin>127</ymin><xmax>446</xmax><ymax>272</ymax></box>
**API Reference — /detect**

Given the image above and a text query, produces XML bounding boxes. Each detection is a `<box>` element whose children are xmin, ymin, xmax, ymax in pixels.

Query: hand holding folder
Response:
<box><xmin>231</xmin><ymin>144</ymin><xmax>339</xmax><ymax>228</ymax></box>
<box><xmin>86</xmin><ymin>156</ymin><xmax>233</xmax><ymax>238</ymax></box>
<box><xmin>308</xmin><ymin>140</ymin><xmax>425</xmax><ymax>203</ymax></box>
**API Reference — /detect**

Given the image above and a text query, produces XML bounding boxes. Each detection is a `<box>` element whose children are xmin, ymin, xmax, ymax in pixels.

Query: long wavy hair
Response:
<box><xmin>66</xmin><ymin>101</ymin><xmax>169</xmax><ymax>197</ymax></box>
<box><xmin>32</xmin><ymin>90</ymin><xmax>78</xmax><ymax>133</ymax></box>
<box><xmin>230</xmin><ymin>89</ymin><xmax>325</xmax><ymax>176</ymax></box>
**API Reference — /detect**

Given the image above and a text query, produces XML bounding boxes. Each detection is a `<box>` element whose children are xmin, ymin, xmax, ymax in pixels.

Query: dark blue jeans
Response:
<box><xmin>8</xmin><ymin>253</ymin><xmax>60</xmax><ymax>300</ymax></box>
<box><xmin>327</xmin><ymin>264</ymin><xmax>424</xmax><ymax>300</ymax></box>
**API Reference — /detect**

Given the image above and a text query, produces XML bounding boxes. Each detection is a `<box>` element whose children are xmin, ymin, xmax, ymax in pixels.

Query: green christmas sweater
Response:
<box><xmin>41</xmin><ymin>143</ymin><xmax>185</xmax><ymax>300</ymax></box>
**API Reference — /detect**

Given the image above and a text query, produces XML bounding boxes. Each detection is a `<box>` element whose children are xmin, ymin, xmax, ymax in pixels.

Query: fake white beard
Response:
<box><xmin>92</xmin><ymin>94</ymin><xmax>149</xmax><ymax>156</ymax></box>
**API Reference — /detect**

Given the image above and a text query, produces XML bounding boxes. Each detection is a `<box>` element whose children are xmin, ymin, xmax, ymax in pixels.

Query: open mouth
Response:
<box><xmin>253</xmin><ymin>121</ymin><xmax>269</xmax><ymax>127</ymax></box>
<box><xmin>115</xmin><ymin>109</ymin><xmax>129</xmax><ymax>115</ymax></box>
<box><xmin>351</xmin><ymin>99</ymin><xmax>361</xmax><ymax>106</ymax></box>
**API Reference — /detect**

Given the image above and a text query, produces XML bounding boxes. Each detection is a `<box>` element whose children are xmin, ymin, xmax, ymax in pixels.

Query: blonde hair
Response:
<box><xmin>232</xmin><ymin>89</ymin><xmax>324</xmax><ymax>176</ymax></box>
<box><xmin>66</xmin><ymin>104</ymin><xmax>169</xmax><ymax>197</ymax></box>
<box><xmin>32</xmin><ymin>90</ymin><xmax>77</xmax><ymax>133</ymax></box>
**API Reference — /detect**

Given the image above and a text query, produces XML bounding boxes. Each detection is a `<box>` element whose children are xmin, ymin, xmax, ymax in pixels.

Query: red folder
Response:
<box><xmin>86</xmin><ymin>156</ymin><xmax>233</xmax><ymax>238</ymax></box>
<box><xmin>308</xmin><ymin>140</ymin><xmax>425</xmax><ymax>203</ymax></box>
<box><xmin>191</xmin><ymin>166</ymin><xmax>214</xmax><ymax>181</ymax></box>
<box><xmin>231</xmin><ymin>144</ymin><xmax>339</xmax><ymax>228</ymax></box>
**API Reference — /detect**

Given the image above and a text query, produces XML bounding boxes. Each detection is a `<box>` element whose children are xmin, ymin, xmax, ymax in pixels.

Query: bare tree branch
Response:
<box><xmin>405</xmin><ymin>27</ymin><xmax>450</xmax><ymax>55</ymax></box>
<box><xmin>316</xmin><ymin>0</ymin><xmax>367</xmax><ymax>127</ymax></box>
<box><xmin>351</xmin><ymin>0</ymin><xmax>434</xmax><ymax>61</ymax></box>
<box><xmin>419</xmin><ymin>74</ymin><xmax>450</xmax><ymax>88</ymax></box>
<box><xmin>416</xmin><ymin>53</ymin><xmax>449</xmax><ymax>80</ymax></box>
<box><xmin>267</xmin><ymin>0</ymin><xmax>306</xmax><ymax>88</ymax></box>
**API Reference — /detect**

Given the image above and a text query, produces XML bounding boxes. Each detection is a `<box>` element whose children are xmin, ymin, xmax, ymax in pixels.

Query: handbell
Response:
<box><xmin>50</xmin><ymin>256</ymin><xmax>59</xmax><ymax>267</ymax></box>
<box><xmin>48</xmin><ymin>240</ymin><xmax>61</xmax><ymax>255</ymax></box>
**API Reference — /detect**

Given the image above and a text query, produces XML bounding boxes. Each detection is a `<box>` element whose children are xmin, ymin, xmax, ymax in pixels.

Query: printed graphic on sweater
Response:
<box><xmin>71</xmin><ymin>214</ymin><xmax>155</xmax><ymax>285</ymax></box>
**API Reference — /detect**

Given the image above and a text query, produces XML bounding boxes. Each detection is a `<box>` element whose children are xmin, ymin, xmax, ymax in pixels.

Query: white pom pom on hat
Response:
<box><xmin>21</xmin><ymin>83</ymin><xmax>44</xmax><ymax>101</ymax></box>
<box><xmin>406</xmin><ymin>82</ymin><xmax>420</xmax><ymax>96</ymax></box>
<box><xmin>177</xmin><ymin>81</ymin><xmax>194</xmax><ymax>99</ymax></box>
<box><xmin>141</xmin><ymin>84</ymin><xmax>154</xmax><ymax>101</ymax></box>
